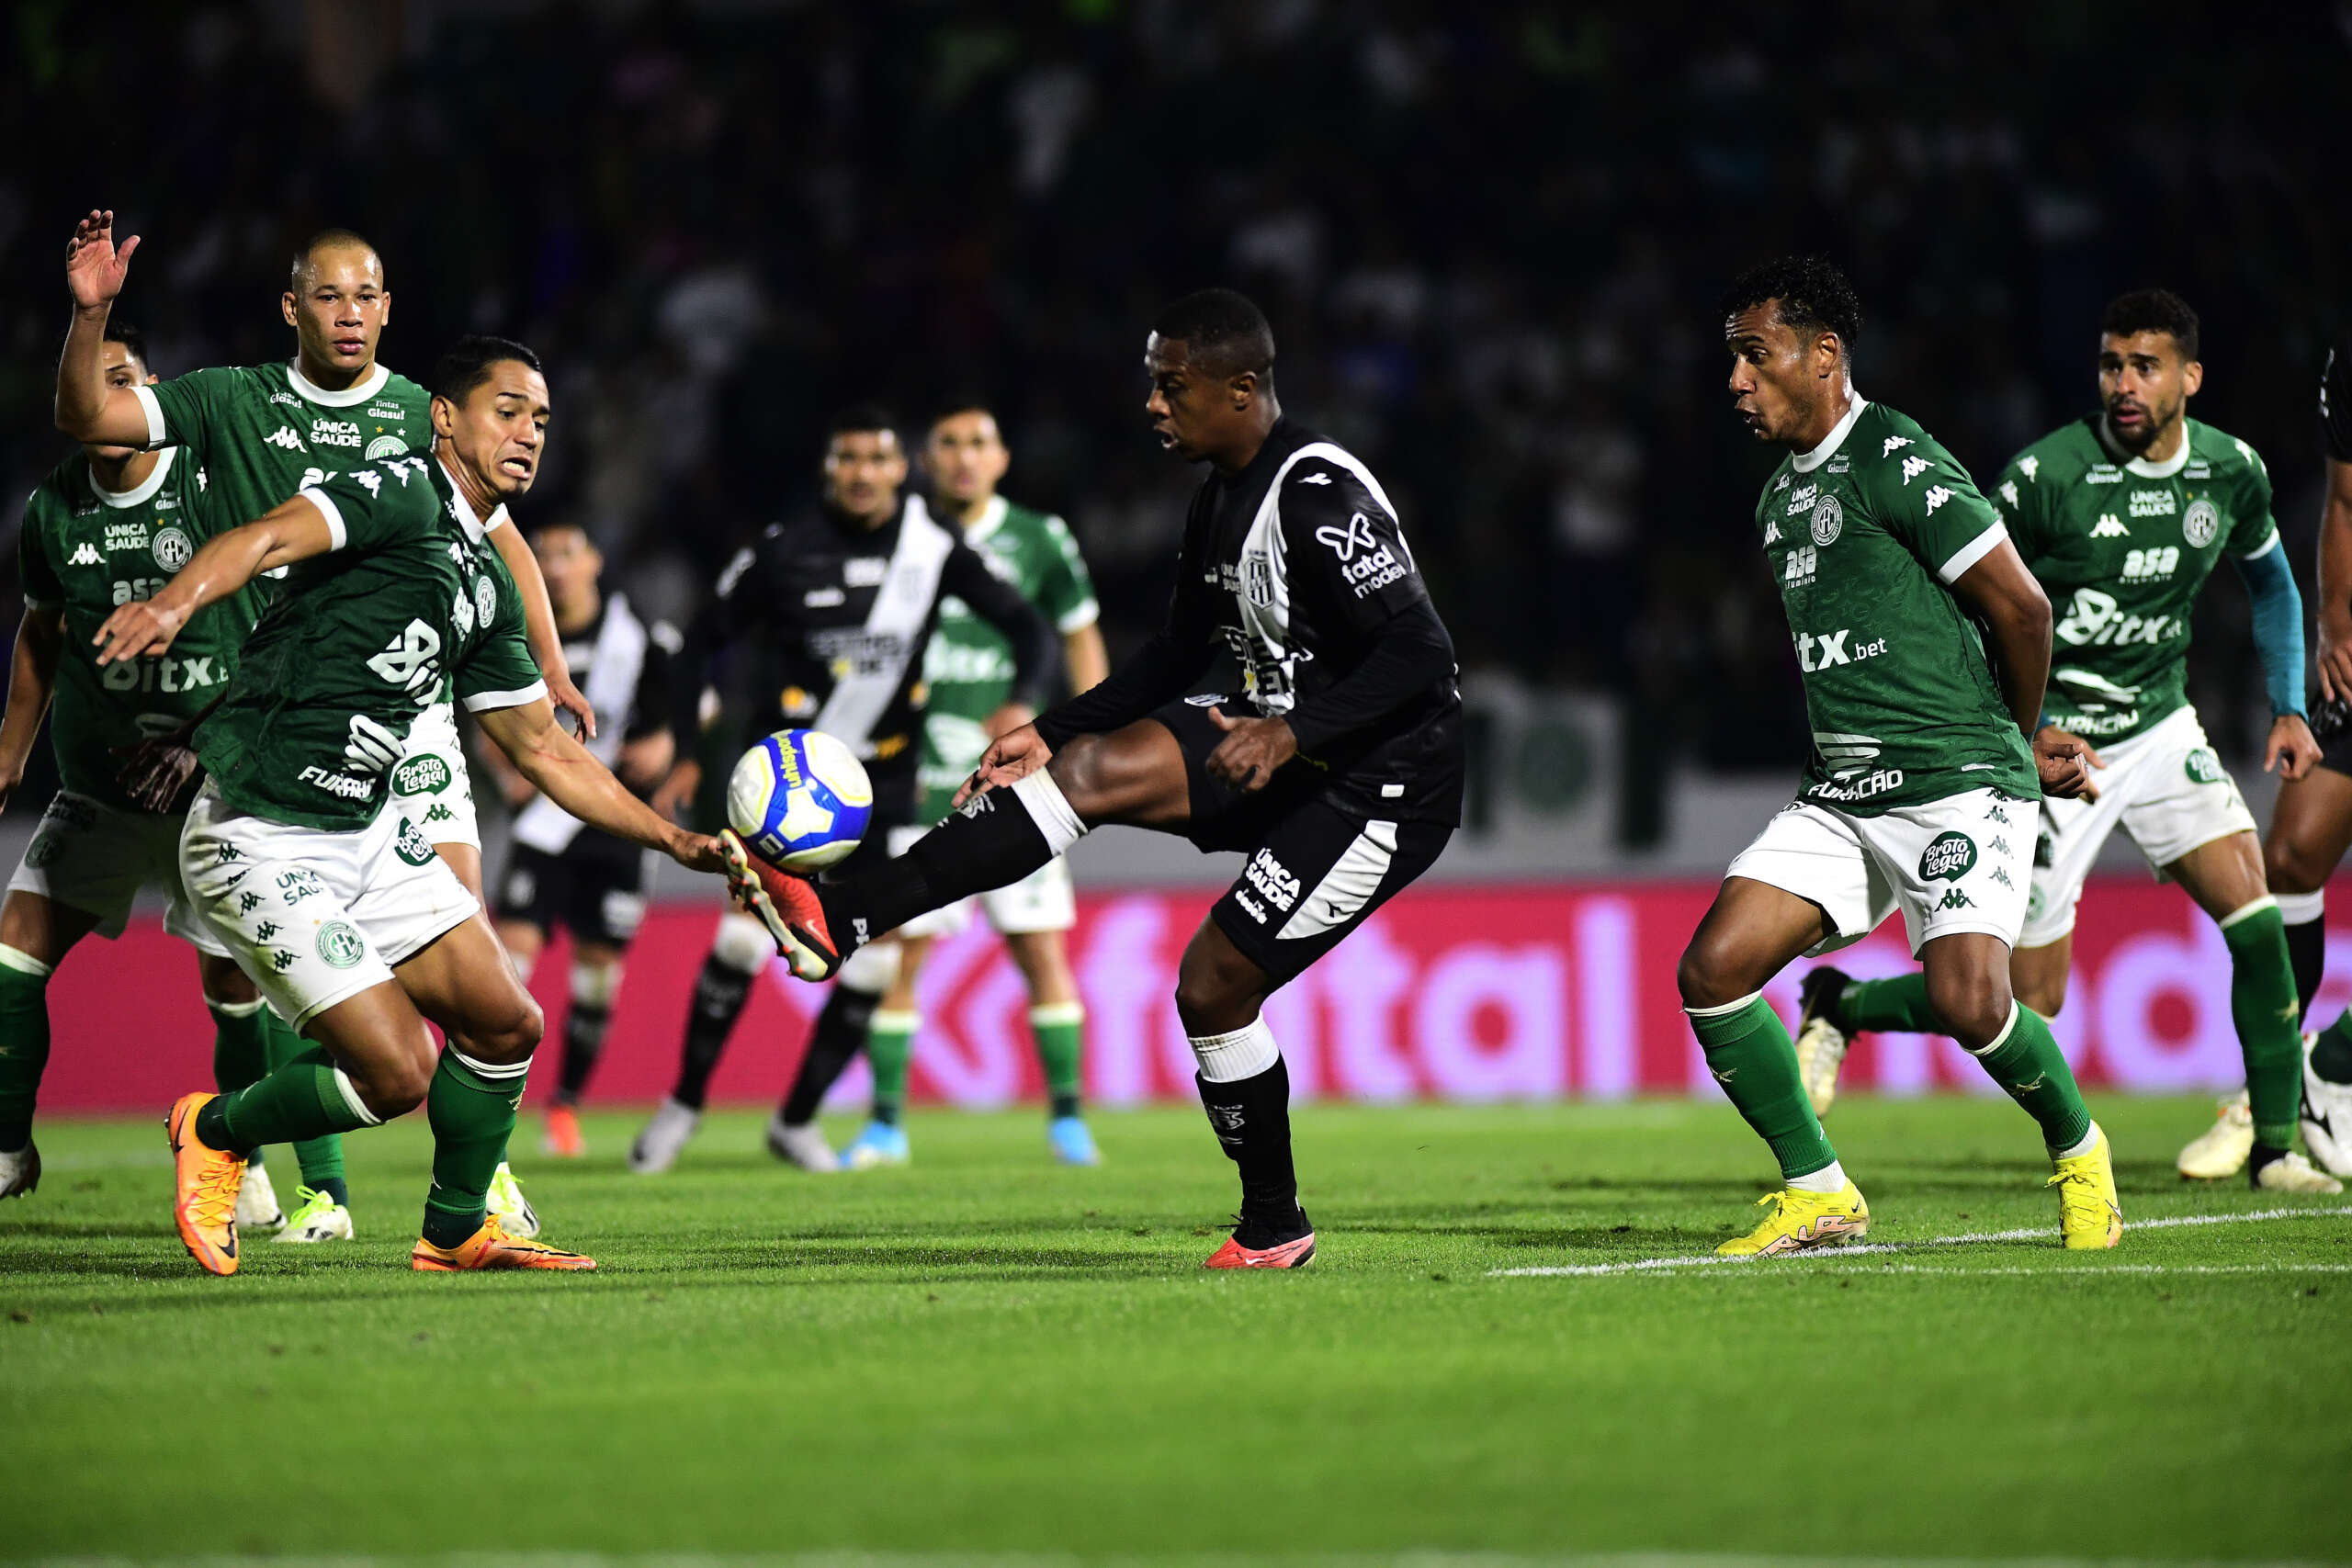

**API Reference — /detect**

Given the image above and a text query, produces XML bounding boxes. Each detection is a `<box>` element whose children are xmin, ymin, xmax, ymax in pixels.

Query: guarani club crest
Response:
<box><xmin>1809</xmin><ymin>495</ymin><xmax>1843</xmax><ymax>547</ymax></box>
<box><xmin>2181</xmin><ymin>496</ymin><xmax>2220</xmax><ymax>548</ymax></box>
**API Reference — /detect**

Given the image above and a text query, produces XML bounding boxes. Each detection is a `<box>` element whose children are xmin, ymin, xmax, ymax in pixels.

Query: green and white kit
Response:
<box><xmin>1997</xmin><ymin>417</ymin><xmax>2276</xmax><ymax>946</ymax></box>
<box><xmin>182</xmin><ymin>454</ymin><xmax>546</xmax><ymax>1023</ymax></box>
<box><xmin>8</xmin><ymin>446</ymin><xmax>264</xmax><ymax>953</ymax></box>
<box><xmin>899</xmin><ymin>496</ymin><xmax>1099</xmax><ymax>941</ymax></box>
<box><xmin>1727</xmin><ymin>398</ymin><xmax>2039</xmax><ymax>954</ymax></box>
<box><xmin>129</xmin><ymin>359</ymin><xmax>482</xmax><ymax>849</ymax></box>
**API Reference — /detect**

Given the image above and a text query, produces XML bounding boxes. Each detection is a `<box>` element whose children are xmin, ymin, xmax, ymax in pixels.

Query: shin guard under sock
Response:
<box><xmin>1968</xmin><ymin>1001</ymin><xmax>2093</xmax><ymax>1152</ymax></box>
<box><xmin>558</xmin><ymin>991</ymin><xmax>616</xmax><ymax>1107</ymax></box>
<box><xmin>672</xmin><ymin>953</ymin><xmax>755</xmax><ymax>1111</ymax></box>
<box><xmin>828</xmin><ymin>773</ymin><xmax>1080</xmax><ymax>947</ymax></box>
<box><xmin>0</xmin><ymin>950</ymin><xmax>53</xmax><ymax>1151</ymax></box>
<box><xmin>1194</xmin><ymin>1050</ymin><xmax>1300</xmax><ymax>1233</ymax></box>
<box><xmin>208</xmin><ymin>997</ymin><xmax>269</xmax><ymax>1096</ymax></box>
<box><xmin>258</xmin><ymin>1010</ymin><xmax>348</xmax><ymax>1205</ymax></box>
<box><xmin>1839</xmin><ymin>972</ymin><xmax>1940</xmax><ymax>1033</ymax></box>
<box><xmin>1686</xmin><ymin>993</ymin><xmax>1838</xmax><ymax>1181</ymax></box>
<box><xmin>2280</xmin><ymin>895</ymin><xmax>2325</xmax><ymax>1025</ymax></box>
<box><xmin>780</xmin><ymin>982</ymin><xmax>882</xmax><ymax>1126</ymax></box>
<box><xmin>1033</xmin><ymin>1001</ymin><xmax>1085</xmax><ymax>1120</ymax></box>
<box><xmin>424</xmin><ymin>1046</ymin><xmax>532</xmax><ymax>1247</ymax></box>
<box><xmin>866</xmin><ymin>1009</ymin><xmax>916</xmax><ymax>1125</ymax></box>
<box><xmin>198</xmin><ymin>1044</ymin><xmax>379</xmax><ymax>1156</ymax></box>
<box><xmin>2222</xmin><ymin>900</ymin><xmax>2303</xmax><ymax>1150</ymax></box>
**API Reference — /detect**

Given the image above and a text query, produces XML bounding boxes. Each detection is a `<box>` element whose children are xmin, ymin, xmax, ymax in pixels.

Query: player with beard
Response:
<box><xmin>54</xmin><ymin>211</ymin><xmax>585</xmax><ymax>1241</ymax></box>
<box><xmin>628</xmin><ymin>409</ymin><xmax>1053</xmax><ymax>1175</ymax></box>
<box><xmin>93</xmin><ymin>337</ymin><xmax>724</xmax><ymax>1275</ymax></box>
<box><xmin>1674</xmin><ymin>257</ymin><xmax>2118</xmax><ymax>1256</ymax></box>
<box><xmin>2259</xmin><ymin>334</ymin><xmax>2352</xmax><ymax>1176</ymax></box>
<box><xmin>1794</xmin><ymin>291</ymin><xmax>2338</xmax><ymax>1193</ymax></box>
<box><xmin>721</xmin><ymin>291</ymin><xmax>1464</xmax><ymax>1268</ymax></box>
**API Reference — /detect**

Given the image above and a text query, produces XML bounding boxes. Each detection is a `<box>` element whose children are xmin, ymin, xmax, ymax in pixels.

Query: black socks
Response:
<box><xmin>2286</xmin><ymin>914</ymin><xmax>2325</xmax><ymax>1025</ymax></box>
<box><xmin>556</xmin><ymin>997</ymin><xmax>613</xmax><ymax>1107</ymax></box>
<box><xmin>778</xmin><ymin>982</ymin><xmax>883</xmax><ymax>1127</ymax></box>
<box><xmin>671</xmin><ymin>954</ymin><xmax>753</xmax><ymax>1111</ymax></box>
<box><xmin>1196</xmin><ymin>1057</ymin><xmax>1306</xmax><ymax>1246</ymax></box>
<box><xmin>826</xmin><ymin>792</ymin><xmax>1055</xmax><ymax>953</ymax></box>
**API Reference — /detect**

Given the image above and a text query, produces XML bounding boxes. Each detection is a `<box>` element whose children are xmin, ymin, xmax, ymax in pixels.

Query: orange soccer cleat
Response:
<box><xmin>165</xmin><ymin>1091</ymin><xmax>245</xmax><ymax>1276</ymax></box>
<box><xmin>542</xmin><ymin>1104</ymin><xmax>585</xmax><ymax>1158</ymax></box>
<box><xmin>718</xmin><ymin>829</ymin><xmax>842</xmax><ymax>980</ymax></box>
<box><xmin>1203</xmin><ymin>1209</ymin><xmax>1317</xmax><ymax>1269</ymax></box>
<box><xmin>410</xmin><ymin>1215</ymin><xmax>597</xmax><ymax>1271</ymax></box>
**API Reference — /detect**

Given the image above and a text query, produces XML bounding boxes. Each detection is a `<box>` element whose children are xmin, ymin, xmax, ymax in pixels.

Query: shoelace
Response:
<box><xmin>191</xmin><ymin>1156</ymin><xmax>243</xmax><ymax>1227</ymax></box>
<box><xmin>285</xmin><ymin>1185</ymin><xmax>333</xmax><ymax>1224</ymax></box>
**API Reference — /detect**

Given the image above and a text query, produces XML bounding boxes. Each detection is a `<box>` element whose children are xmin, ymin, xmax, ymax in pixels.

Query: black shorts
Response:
<box><xmin>2315</xmin><ymin>696</ymin><xmax>2352</xmax><ymax>778</ymax></box>
<box><xmin>1150</xmin><ymin>699</ymin><xmax>1453</xmax><ymax>987</ymax></box>
<box><xmin>495</xmin><ymin>834</ymin><xmax>650</xmax><ymax>949</ymax></box>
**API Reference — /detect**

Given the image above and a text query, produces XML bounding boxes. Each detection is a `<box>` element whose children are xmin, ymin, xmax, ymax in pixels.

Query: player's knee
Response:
<box><xmin>2014</xmin><ymin>979</ymin><xmax>2065</xmax><ymax>1021</ymax></box>
<box><xmin>1926</xmin><ymin>969</ymin><xmax>2011</xmax><ymax>1049</ymax></box>
<box><xmin>356</xmin><ymin>1055</ymin><xmax>434</xmax><ymax>1119</ymax></box>
<box><xmin>2264</xmin><ymin>835</ymin><xmax>2328</xmax><ymax>897</ymax></box>
<box><xmin>461</xmin><ymin>993</ymin><xmax>545</xmax><ymax>1066</ymax></box>
<box><xmin>1675</xmin><ymin>934</ymin><xmax>1753</xmax><ymax>1012</ymax></box>
<box><xmin>1046</xmin><ymin>735</ymin><xmax>1117</xmax><ymax>819</ymax></box>
<box><xmin>1173</xmin><ymin>950</ymin><xmax>1263</xmax><ymax>1036</ymax></box>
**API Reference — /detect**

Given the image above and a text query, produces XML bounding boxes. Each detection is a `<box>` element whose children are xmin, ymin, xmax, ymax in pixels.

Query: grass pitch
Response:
<box><xmin>4</xmin><ymin>1094</ymin><xmax>2349</xmax><ymax>1566</ymax></box>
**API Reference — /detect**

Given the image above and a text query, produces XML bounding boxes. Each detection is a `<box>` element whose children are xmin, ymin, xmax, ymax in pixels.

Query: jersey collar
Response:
<box><xmin>2104</xmin><ymin>414</ymin><xmax>2195</xmax><ymax>478</ymax></box>
<box><xmin>288</xmin><ymin>359</ymin><xmax>391</xmax><ymax>409</ymax></box>
<box><xmin>961</xmin><ymin>494</ymin><xmax>1009</xmax><ymax>544</ymax></box>
<box><xmin>1789</xmin><ymin>393</ymin><xmax>1869</xmax><ymax>473</ymax></box>
<box><xmin>435</xmin><ymin>454</ymin><xmax>492</xmax><ymax>545</ymax></box>
<box><xmin>91</xmin><ymin>446</ymin><xmax>176</xmax><ymax>510</ymax></box>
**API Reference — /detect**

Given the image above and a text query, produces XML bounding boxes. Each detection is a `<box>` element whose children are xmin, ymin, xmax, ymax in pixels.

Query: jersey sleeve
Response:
<box><xmin>2323</xmin><ymin>342</ymin><xmax>2352</xmax><ymax>464</ymax></box>
<box><xmin>1873</xmin><ymin>444</ymin><xmax>2007</xmax><ymax>583</ymax></box>
<box><xmin>296</xmin><ymin>457</ymin><xmax>432</xmax><ymax>554</ymax></box>
<box><xmin>1989</xmin><ymin>450</ymin><xmax>2049</xmax><ymax>563</ymax></box>
<box><xmin>627</xmin><ymin>621</ymin><xmax>682</xmax><ymax>741</ymax></box>
<box><xmin>130</xmin><ymin>367</ymin><xmax>238</xmax><ymax>457</ymax></box>
<box><xmin>1035</xmin><ymin>513</ymin><xmax>1100</xmax><ymax>633</ymax></box>
<box><xmin>456</xmin><ymin>584</ymin><xmax>550</xmax><ymax>714</ymax></box>
<box><xmin>2225</xmin><ymin>438</ymin><xmax>2280</xmax><ymax>559</ymax></box>
<box><xmin>1276</xmin><ymin>459</ymin><xmax>1431</xmax><ymax>635</ymax></box>
<box><xmin>17</xmin><ymin>491</ymin><xmax>62</xmax><ymax>610</ymax></box>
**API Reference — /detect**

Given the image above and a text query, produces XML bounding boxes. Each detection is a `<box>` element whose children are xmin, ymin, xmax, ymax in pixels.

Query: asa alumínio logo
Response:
<box><xmin>1918</xmin><ymin>830</ymin><xmax>1977</xmax><ymax>883</ymax></box>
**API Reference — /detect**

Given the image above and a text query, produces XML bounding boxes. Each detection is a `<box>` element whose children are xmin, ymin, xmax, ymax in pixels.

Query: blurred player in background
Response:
<box><xmin>2262</xmin><ymin>334</ymin><xmax>2352</xmax><ymax>1175</ymax></box>
<box><xmin>631</xmin><ymin>408</ymin><xmax>1052</xmax><ymax>1174</ymax></box>
<box><xmin>480</xmin><ymin>522</ymin><xmax>680</xmax><ymax>1159</ymax></box>
<box><xmin>0</xmin><ymin>323</ymin><xmax>275</xmax><ymax>1204</ymax></box>
<box><xmin>1676</xmin><ymin>257</ymin><xmax>2120</xmax><ymax>1256</ymax></box>
<box><xmin>1800</xmin><ymin>291</ymin><xmax>2338</xmax><ymax>1193</ymax></box>
<box><xmin>94</xmin><ymin>337</ymin><xmax>722</xmax><ymax>1274</ymax></box>
<box><xmin>839</xmin><ymin>404</ymin><xmax>1110</xmax><ymax>1171</ymax></box>
<box><xmin>54</xmin><ymin>210</ymin><xmax>583</xmax><ymax>1240</ymax></box>
<box><xmin>728</xmin><ymin>290</ymin><xmax>1465</xmax><ymax>1269</ymax></box>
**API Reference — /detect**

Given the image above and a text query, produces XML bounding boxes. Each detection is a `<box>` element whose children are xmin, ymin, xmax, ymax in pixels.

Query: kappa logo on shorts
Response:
<box><xmin>2184</xmin><ymin>748</ymin><xmax>2226</xmax><ymax>785</ymax></box>
<box><xmin>1935</xmin><ymin>887</ymin><xmax>1975</xmax><ymax>910</ymax></box>
<box><xmin>1918</xmin><ymin>831</ymin><xmax>1977</xmax><ymax>883</ymax></box>
<box><xmin>271</xmin><ymin>950</ymin><xmax>297</xmax><ymax>971</ymax></box>
<box><xmin>391</xmin><ymin>754</ymin><xmax>452</xmax><ymax>795</ymax></box>
<box><xmin>1990</xmin><ymin>867</ymin><xmax>2015</xmax><ymax>889</ymax></box>
<box><xmin>395</xmin><ymin>819</ymin><xmax>437</xmax><ymax>868</ymax></box>
<box><xmin>316</xmin><ymin>921</ymin><xmax>366</xmax><ymax>969</ymax></box>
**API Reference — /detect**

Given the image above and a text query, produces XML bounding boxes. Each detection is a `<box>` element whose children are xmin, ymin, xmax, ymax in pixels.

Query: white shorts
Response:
<box><xmin>888</xmin><ymin>825</ymin><xmax>1078</xmax><ymax>940</ymax></box>
<box><xmin>6</xmin><ymin>791</ymin><xmax>226</xmax><ymax>956</ymax></box>
<box><xmin>179</xmin><ymin>783</ymin><xmax>480</xmax><ymax>1027</ymax></box>
<box><xmin>390</xmin><ymin>701</ymin><xmax>480</xmax><ymax>850</ymax></box>
<box><xmin>1727</xmin><ymin>787</ymin><xmax>2033</xmax><ymax>958</ymax></box>
<box><xmin>2019</xmin><ymin>705</ymin><xmax>2256</xmax><ymax>947</ymax></box>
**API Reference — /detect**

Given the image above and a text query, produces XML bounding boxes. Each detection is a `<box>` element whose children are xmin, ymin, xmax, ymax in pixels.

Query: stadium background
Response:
<box><xmin>6</xmin><ymin>0</ymin><xmax>2349</xmax><ymax>1107</ymax></box>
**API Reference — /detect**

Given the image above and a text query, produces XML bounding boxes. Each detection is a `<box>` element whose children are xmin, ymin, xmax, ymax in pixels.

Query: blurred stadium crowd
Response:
<box><xmin>3</xmin><ymin>0</ymin><xmax>2346</xmax><ymax>778</ymax></box>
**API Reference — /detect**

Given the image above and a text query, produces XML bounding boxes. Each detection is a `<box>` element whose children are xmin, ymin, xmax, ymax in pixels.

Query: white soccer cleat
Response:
<box><xmin>274</xmin><ymin>1185</ymin><xmax>354</xmax><ymax>1243</ymax></box>
<box><xmin>2300</xmin><ymin>1033</ymin><xmax>2352</xmax><ymax>1178</ymax></box>
<box><xmin>2177</xmin><ymin>1089</ymin><xmax>2253</xmax><ymax>1179</ymax></box>
<box><xmin>628</xmin><ymin>1097</ymin><xmax>701</xmax><ymax>1174</ymax></box>
<box><xmin>1792</xmin><ymin>968</ymin><xmax>1851</xmax><ymax>1118</ymax></box>
<box><xmin>2255</xmin><ymin>1151</ymin><xmax>2345</xmax><ymax>1195</ymax></box>
<box><xmin>0</xmin><ymin>1142</ymin><xmax>40</xmax><ymax>1200</ymax></box>
<box><xmin>235</xmin><ymin>1160</ymin><xmax>287</xmax><ymax>1234</ymax></box>
<box><xmin>765</xmin><ymin>1114</ymin><xmax>839</xmax><ymax>1173</ymax></box>
<box><xmin>484</xmin><ymin>1161</ymin><xmax>540</xmax><ymax>1238</ymax></box>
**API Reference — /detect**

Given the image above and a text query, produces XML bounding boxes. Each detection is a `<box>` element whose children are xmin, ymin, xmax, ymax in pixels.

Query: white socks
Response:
<box><xmin>1011</xmin><ymin>770</ymin><xmax>1088</xmax><ymax>855</ymax></box>
<box><xmin>1787</xmin><ymin>1161</ymin><xmax>1848</xmax><ymax>1194</ymax></box>
<box><xmin>1190</xmin><ymin>1018</ymin><xmax>1281</xmax><ymax>1082</ymax></box>
<box><xmin>711</xmin><ymin>911</ymin><xmax>775</xmax><ymax>975</ymax></box>
<box><xmin>2275</xmin><ymin>889</ymin><xmax>2324</xmax><ymax>925</ymax></box>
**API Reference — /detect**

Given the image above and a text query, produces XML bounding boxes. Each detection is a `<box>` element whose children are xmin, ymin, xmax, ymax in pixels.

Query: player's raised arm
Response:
<box><xmin>89</xmin><ymin>491</ymin><xmax>338</xmax><ymax>666</ymax></box>
<box><xmin>475</xmin><ymin>696</ymin><xmax>720</xmax><ymax>871</ymax></box>
<box><xmin>55</xmin><ymin>212</ymin><xmax>157</xmax><ymax>448</ymax></box>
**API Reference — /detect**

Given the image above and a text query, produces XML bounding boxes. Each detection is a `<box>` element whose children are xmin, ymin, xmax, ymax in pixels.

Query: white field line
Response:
<box><xmin>16</xmin><ymin>1555</ymin><xmax>2346</xmax><ymax>1568</ymax></box>
<box><xmin>1490</xmin><ymin>1203</ymin><xmax>2352</xmax><ymax>1278</ymax></box>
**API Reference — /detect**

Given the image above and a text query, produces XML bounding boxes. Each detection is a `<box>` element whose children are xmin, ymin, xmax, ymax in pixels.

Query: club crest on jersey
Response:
<box><xmin>151</xmin><ymin>526</ymin><xmax>193</xmax><ymax>571</ymax></box>
<box><xmin>316</xmin><ymin>920</ymin><xmax>368</xmax><ymax>967</ymax></box>
<box><xmin>475</xmin><ymin>574</ymin><xmax>499</xmax><ymax>629</ymax></box>
<box><xmin>1242</xmin><ymin>551</ymin><xmax>1274</xmax><ymax>607</ymax></box>
<box><xmin>1919</xmin><ymin>831</ymin><xmax>1977</xmax><ymax>883</ymax></box>
<box><xmin>365</xmin><ymin>435</ymin><xmax>406</xmax><ymax>460</ymax></box>
<box><xmin>2182</xmin><ymin>497</ymin><xmax>2221</xmax><ymax>547</ymax></box>
<box><xmin>1808</xmin><ymin>496</ymin><xmax>1843</xmax><ymax>547</ymax></box>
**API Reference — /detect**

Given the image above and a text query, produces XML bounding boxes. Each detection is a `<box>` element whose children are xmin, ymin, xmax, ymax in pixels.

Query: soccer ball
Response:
<box><xmin>725</xmin><ymin>729</ymin><xmax>873</xmax><ymax>873</ymax></box>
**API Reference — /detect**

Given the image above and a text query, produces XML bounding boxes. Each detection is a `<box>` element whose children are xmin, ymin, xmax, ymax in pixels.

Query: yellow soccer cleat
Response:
<box><xmin>1716</xmin><ymin>1179</ymin><xmax>1870</xmax><ymax>1257</ymax></box>
<box><xmin>2049</xmin><ymin>1122</ymin><xmax>2122</xmax><ymax>1249</ymax></box>
<box><xmin>410</xmin><ymin>1215</ymin><xmax>596</xmax><ymax>1272</ymax></box>
<box><xmin>165</xmin><ymin>1091</ymin><xmax>245</xmax><ymax>1276</ymax></box>
<box><xmin>2177</xmin><ymin>1089</ymin><xmax>2252</xmax><ymax>1179</ymax></box>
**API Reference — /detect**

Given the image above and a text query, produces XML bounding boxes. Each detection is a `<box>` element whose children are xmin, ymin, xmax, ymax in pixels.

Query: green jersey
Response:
<box><xmin>917</xmin><ymin>496</ymin><xmax>1098</xmax><ymax>818</ymax></box>
<box><xmin>131</xmin><ymin>361</ymin><xmax>431</xmax><ymax>538</ymax></box>
<box><xmin>196</xmin><ymin>454</ymin><xmax>543</xmax><ymax>830</ymax></box>
<box><xmin>17</xmin><ymin>447</ymin><xmax>264</xmax><ymax>810</ymax></box>
<box><xmin>1996</xmin><ymin>415</ymin><xmax>2277</xmax><ymax>744</ymax></box>
<box><xmin>1755</xmin><ymin>399</ymin><xmax>2038</xmax><ymax>814</ymax></box>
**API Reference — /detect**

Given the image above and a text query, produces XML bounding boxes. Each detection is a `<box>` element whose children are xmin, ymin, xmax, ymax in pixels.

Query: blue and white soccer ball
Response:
<box><xmin>726</xmin><ymin>728</ymin><xmax>873</xmax><ymax>873</ymax></box>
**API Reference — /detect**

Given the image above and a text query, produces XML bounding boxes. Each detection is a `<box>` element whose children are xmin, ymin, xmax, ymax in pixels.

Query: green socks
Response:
<box><xmin>1033</xmin><ymin>1002</ymin><xmax>1085</xmax><ymax>1121</ymax></box>
<box><xmin>1968</xmin><ymin>1002</ymin><xmax>2093</xmax><ymax>1152</ymax></box>
<box><xmin>208</xmin><ymin>997</ymin><xmax>270</xmax><ymax>1095</ymax></box>
<box><xmin>1686</xmin><ymin>993</ymin><xmax>1838</xmax><ymax>1180</ymax></box>
<box><xmin>1838</xmin><ymin>972</ymin><xmax>1940</xmax><ymax>1033</ymax></box>
<box><xmin>0</xmin><ymin>949</ymin><xmax>55</xmax><ymax>1151</ymax></box>
<box><xmin>423</xmin><ymin>1047</ymin><xmax>531</xmax><ymax>1247</ymax></box>
<box><xmin>2222</xmin><ymin>900</ymin><xmax>2303</xmax><ymax>1151</ymax></box>
<box><xmin>198</xmin><ymin>1043</ymin><xmax>379</xmax><ymax>1154</ymax></box>
<box><xmin>867</xmin><ymin>1009</ymin><xmax>917</xmax><ymax>1126</ymax></box>
<box><xmin>259</xmin><ymin>1010</ymin><xmax>348</xmax><ymax>1206</ymax></box>
<box><xmin>2312</xmin><ymin>1008</ymin><xmax>2352</xmax><ymax>1085</ymax></box>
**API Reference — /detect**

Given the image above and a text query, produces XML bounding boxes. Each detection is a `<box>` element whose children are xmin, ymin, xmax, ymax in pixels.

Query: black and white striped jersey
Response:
<box><xmin>1035</xmin><ymin>419</ymin><xmax>1464</xmax><ymax>824</ymax></box>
